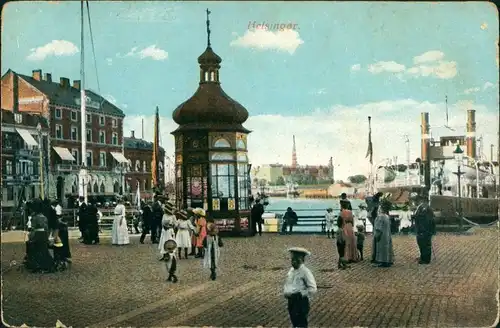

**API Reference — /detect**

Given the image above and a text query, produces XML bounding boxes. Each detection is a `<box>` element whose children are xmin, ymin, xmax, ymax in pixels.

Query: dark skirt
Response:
<box><xmin>58</xmin><ymin>226</ymin><xmax>72</xmax><ymax>259</ymax></box>
<box><xmin>25</xmin><ymin>231</ymin><xmax>54</xmax><ymax>272</ymax></box>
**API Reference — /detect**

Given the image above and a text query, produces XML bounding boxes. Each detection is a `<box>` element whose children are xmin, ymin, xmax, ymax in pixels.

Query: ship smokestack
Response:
<box><xmin>420</xmin><ymin>112</ymin><xmax>430</xmax><ymax>161</ymax></box>
<box><xmin>466</xmin><ymin>109</ymin><xmax>477</xmax><ymax>159</ymax></box>
<box><xmin>421</xmin><ymin>112</ymin><xmax>431</xmax><ymax>192</ymax></box>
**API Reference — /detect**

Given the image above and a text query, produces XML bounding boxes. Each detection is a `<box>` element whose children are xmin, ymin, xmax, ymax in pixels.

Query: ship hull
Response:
<box><xmin>376</xmin><ymin>186</ymin><xmax>498</xmax><ymax>225</ymax></box>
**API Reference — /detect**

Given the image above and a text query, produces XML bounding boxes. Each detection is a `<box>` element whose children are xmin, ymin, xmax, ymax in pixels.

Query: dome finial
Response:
<box><xmin>206</xmin><ymin>9</ymin><xmax>211</xmax><ymax>48</ymax></box>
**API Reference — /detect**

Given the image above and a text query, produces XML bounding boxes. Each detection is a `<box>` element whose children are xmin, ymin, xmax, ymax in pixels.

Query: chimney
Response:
<box><xmin>59</xmin><ymin>77</ymin><xmax>70</xmax><ymax>88</ymax></box>
<box><xmin>131</xmin><ymin>130</ymin><xmax>135</xmax><ymax>139</ymax></box>
<box><xmin>73</xmin><ymin>80</ymin><xmax>81</xmax><ymax>90</ymax></box>
<box><xmin>44</xmin><ymin>73</ymin><xmax>52</xmax><ymax>83</ymax></box>
<box><xmin>466</xmin><ymin>109</ymin><xmax>477</xmax><ymax>159</ymax></box>
<box><xmin>32</xmin><ymin>69</ymin><xmax>42</xmax><ymax>81</ymax></box>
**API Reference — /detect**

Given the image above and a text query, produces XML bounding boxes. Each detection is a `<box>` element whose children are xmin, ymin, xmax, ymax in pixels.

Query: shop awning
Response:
<box><xmin>110</xmin><ymin>152</ymin><xmax>128</xmax><ymax>164</ymax></box>
<box><xmin>53</xmin><ymin>147</ymin><xmax>76</xmax><ymax>161</ymax></box>
<box><xmin>16</xmin><ymin>128</ymin><xmax>38</xmax><ymax>147</ymax></box>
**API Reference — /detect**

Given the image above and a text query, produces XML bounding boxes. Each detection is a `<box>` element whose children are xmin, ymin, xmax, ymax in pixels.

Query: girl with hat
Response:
<box><xmin>175</xmin><ymin>210</ymin><xmax>196</xmax><ymax>259</ymax></box>
<box><xmin>194</xmin><ymin>208</ymin><xmax>208</xmax><ymax>258</ymax></box>
<box><xmin>203</xmin><ymin>222</ymin><xmax>224</xmax><ymax>280</ymax></box>
<box><xmin>162</xmin><ymin>238</ymin><xmax>178</xmax><ymax>283</ymax></box>
<box><xmin>158</xmin><ymin>207</ymin><xmax>178</xmax><ymax>261</ymax></box>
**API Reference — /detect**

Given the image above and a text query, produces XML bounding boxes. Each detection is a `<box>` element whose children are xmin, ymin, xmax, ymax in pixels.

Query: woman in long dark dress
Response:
<box><xmin>24</xmin><ymin>199</ymin><xmax>55</xmax><ymax>273</ymax></box>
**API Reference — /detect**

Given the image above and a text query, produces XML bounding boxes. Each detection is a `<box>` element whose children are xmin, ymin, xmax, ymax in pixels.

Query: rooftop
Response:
<box><xmin>124</xmin><ymin>137</ymin><xmax>165</xmax><ymax>152</ymax></box>
<box><xmin>6</xmin><ymin>69</ymin><xmax>125</xmax><ymax>117</ymax></box>
<box><xmin>1</xmin><ymin>108</ymin><xmax>49</xmax><ymax>129</ymax></box>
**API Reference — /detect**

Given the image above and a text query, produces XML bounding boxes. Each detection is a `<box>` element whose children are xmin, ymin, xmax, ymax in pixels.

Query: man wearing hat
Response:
<box><xmin>283</xmin><ymin>247</ymin><xmax>317</xmax><ymax>328</ymax></box>
<box><xmin>411</xmin><ymin>192</ymin><xmax>436</xmax><ymax>264</ymax></box>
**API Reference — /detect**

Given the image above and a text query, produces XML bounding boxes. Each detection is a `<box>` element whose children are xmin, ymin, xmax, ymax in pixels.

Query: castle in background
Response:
<box><xmin>252</xmin><ymin>135</ymin><xmax>333</xmax><ymax>185</ymax></box>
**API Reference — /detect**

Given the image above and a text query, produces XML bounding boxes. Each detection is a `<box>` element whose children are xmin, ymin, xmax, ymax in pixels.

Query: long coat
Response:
<box><xmin>372</xmin><ymin>214</ymin><xmax>394</xmax><ymax>264</ymax></box>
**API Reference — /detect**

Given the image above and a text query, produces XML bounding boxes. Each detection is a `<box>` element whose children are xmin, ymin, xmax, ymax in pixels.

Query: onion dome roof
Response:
<box><xmin>172</xmin><ymin>83</ymin><xmax>249</xmax><ymax>126</ymax></box>
<box><xmin>197</xmin><ymin>47</ymin><xmax>221</xmax><ymax>65</ymax></box>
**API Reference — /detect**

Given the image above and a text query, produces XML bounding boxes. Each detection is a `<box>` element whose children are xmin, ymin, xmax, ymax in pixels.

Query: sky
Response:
<box><xmin>2</xmin><ymin>1</ymin><xmax>499</xmax><ymax>180</ymax></box>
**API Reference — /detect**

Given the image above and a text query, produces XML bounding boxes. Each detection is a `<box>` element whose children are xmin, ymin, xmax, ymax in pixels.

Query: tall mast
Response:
<box><xmin>79</xmin><ymin>0</ymin><xmax>88</xmax><ymax>202</ymax></box>
<box><xmin>152</xmin><ymin>106</ymin><xmax>160</xmax><ymax>190</ymax></box>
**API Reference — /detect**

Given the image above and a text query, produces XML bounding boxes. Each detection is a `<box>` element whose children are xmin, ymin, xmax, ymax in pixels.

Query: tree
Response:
<box><xmin>275</xmin><ymin>176</ymin><xmax>285</xmax><ymax>185</ymax></box>
<box><xmin>347</xmin><ymin>174</ymin><xmax>367</xmax><ymax>184</ymax></box>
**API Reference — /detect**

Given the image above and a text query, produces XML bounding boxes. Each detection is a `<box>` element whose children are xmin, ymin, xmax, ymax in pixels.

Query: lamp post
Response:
<box><xmin>36</xmin><ymin>123</ymin><xmax>44</xmax><ymax>200</ymax></box>
<box><xmin>453</xmin><ymin>144</ymin><xmax>465</xmax><ymax>231</ymax></box>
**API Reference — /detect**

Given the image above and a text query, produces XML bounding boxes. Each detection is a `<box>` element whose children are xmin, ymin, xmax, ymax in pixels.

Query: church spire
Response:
<box><xmin>206</xmin><ymin>8</ymin><xmax>211</xmax><ymax>48</ymax></box>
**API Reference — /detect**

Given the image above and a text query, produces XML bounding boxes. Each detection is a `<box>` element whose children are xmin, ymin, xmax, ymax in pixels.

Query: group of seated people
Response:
<box><xmin>23</xmin><ymin>198</ymin><xmax>72</xmax><ymax>273</ymax></box>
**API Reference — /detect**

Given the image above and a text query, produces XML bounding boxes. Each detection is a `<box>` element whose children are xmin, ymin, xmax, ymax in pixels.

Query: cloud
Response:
<box><xmin>413</xmin><ymin>50</ymin><xmax>445</xmax><ymax>64</ymax></box>
<box><xmin>123</xmin><ymin>45</ymin><xmax>168</xmax><ymax>61</ymax></box>
<box><xmin>367</xmin><ymin>61</ymin><xmax>406</xmax><ymax>74</ymax></box>
<box><xmin>230</xmin><ymin>29</ymin><xmax>304</xmax><ymax>54</ymax></box>
<box><xmin>124</xmin><ymin>99</ymin><xmax>497</xmax><ymax>180</ymax></box>
<box><xmin>483</xmin><ymin>81</ymin><xmax>495</xmax><ymax>90</ymax></box>
<box><xmin>365</xmin><ymin>51</ymin><xmax>457</xmax><ymax>79</ymax></box>
<box><xmin>350</xmin><ymin>64</ymin><xmax>361</xmax><ymax>72</ymax></box>
<box><xmin>26</xmin><ymin>40</ymin><xmax>79</xmax><ymax>61</ymax></box>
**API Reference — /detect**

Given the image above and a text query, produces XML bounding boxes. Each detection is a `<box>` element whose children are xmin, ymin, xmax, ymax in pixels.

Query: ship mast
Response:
<box><xmin>78</xmin><ymin>0</ymin><xmax>88</xmax><ymax>203</ymax></box>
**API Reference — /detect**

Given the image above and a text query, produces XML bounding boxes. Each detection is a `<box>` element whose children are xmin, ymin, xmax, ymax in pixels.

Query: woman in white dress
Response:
<box><xmin>111</xmin><ymin>199</ymin><xmax>129</xmax><ymax>245</ymax></box>
<box><xmin>175</xmin><ymin>214</ymin><xmax>196</xmax><ymax>260</ymax></box>
<box><xmin>398</xmin><ymin>204</ymin><xmax>412</xmax><ymax>234</ymax></box>
<box><xmin>159</xmin><ymin>208</ymin><xmax>177</xmax><ymax>261</ymax></box>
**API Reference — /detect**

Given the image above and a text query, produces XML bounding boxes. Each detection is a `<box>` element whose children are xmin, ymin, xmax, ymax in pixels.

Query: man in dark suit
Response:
<box><xmin>77</xmin><ymin>196</ymin><xmax>87</xmax><ymax>242</ymax></box>
<box><xmin>151</xmin><ymin>197</ymin><xmax>163</xmax><ymax>243</ymax></box>
<box><xmin>251</xmin><ymin>199</ymin><xmax>265</xmax><ymax>236</ymax></box>
<box><xmin>140</xmin><ymin>201</ymin><xmax>153</xmax><ymax>244</ymax></box>
<box><xmin>85</xmin><ymin>202</ymin><xmax>99</xmax><ymax>245</ymax></box>
<box><xmin>412</xmin><ymin>192</ymin><xmax>436</xmax><ymax>264</ymax></box>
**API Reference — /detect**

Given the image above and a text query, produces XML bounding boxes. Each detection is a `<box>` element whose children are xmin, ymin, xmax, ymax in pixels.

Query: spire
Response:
<box><xmin>292</xmin><ymin>135</ymin><xmax>297</xmax><ymax>170</ymax></box>
<box><xmin>206</xmin><ymin>8</ymin><xmax>211</xmax><ymax>48</ymax></box>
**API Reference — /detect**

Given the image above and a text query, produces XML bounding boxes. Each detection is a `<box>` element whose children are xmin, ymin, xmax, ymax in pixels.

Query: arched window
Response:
<box><xmin>236</xmin><ymin>139</ymin><xmax>246</xmax><ymax>149</ymax></box>
<box><xmin>204</xmin><ymin>71</ymin><xmax>209</xmax><ymax>81</ymax></box>
<box><xmin>135</xmin><ymin>160</ymin><xmax>140</xmax><ymax>172</ymax></box>
<box><xmin>211</xmin><ymin>153</ymin><xmax>234</xmax><ymax>161</ymax></box>
<box><xmin>143</xmin><ymin>161</ymin><xmax>147</xmax><ymax>172</ymax></box>
<box><xmin>93</xmin><ymin>182</ymin><xmax>98</xmax><ymax>193</ymax></box>
<box><xmin>214</xmin><ymin>138</ymin><xmax>231</xmax><ymax>148</ymax></box>
<box><xmin>100</xmin><ymin>182</ymin><xmax>105</xmax><ymax>193</ymax></box>
<box><xmin>72</xmin><ymin>179</ymin><xmax>78</xmax><ymax>194</ymax></box>
<box><xmin>237</xmin><ymin>153</ymin><xmax>247</xmax><ymax>162</ymax></box>
<box><xmin>87</xmin><ymin>181</ymin><xmax>92</xmax><ymax>193</ymax></box>
<box><xmin>210</xmin><ymin>71</ymin><xmax>215</xmax><ymax>81</ymax></box>
<box><xmin>113</xmin><ymin>181</ymin><xmax>120</xmax><ymax>193</ymax></box>
<box><xmin>128</xmin><ymin>159</ymin><xmax>132</xmax><ymax>170</ymax></box>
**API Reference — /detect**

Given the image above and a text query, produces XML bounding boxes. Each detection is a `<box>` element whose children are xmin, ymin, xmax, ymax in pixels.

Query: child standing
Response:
<box><xmin>355</xmin><ymin>224</ymin><xmax>366</xmax><ymax>260</ymax></box>
<box><xmin>203</xmin><ymin>223</ymin><xmax>223</xmax><ymax>281</ymax></box>
<box><xmin>162</xmin><ymin>238</ymin><xmax>178</xmax><ymax>283</ymax></box>
<box><xmin>325</xmin><ymin>208</ymin><xmax>336</xmax><ymax>239</ymax></box>
<box><xmin>283</xmin><ymin>247</ymin><xmax>317</xmax><ymax>328</ymax></box>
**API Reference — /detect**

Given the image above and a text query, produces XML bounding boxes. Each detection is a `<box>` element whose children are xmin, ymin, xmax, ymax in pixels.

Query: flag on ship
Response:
<box><xmin>152</xmin><ymin>106</ymin><xmax>160</xmax><ymax>188</ymax></box>
<box><xmin>366</xmin><ymin>116</ymin><xmax>373</xmax><ymax>164</ymax></box>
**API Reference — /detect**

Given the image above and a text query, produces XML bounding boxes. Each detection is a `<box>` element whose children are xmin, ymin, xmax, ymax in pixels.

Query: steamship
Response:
<box><xmin>376</xmin><ymin>109</ymin><xmax>498</xmax><ymax>226</ymax></box>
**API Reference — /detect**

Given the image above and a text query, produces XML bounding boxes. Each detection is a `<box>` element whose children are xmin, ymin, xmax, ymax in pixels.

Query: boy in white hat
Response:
<box><xmin>283</xmin><ymin>247</ymin><xmax>317</xmax><ymax>328</ymax></box>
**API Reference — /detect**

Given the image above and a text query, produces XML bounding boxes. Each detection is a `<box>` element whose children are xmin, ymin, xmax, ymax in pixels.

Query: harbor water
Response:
<box><xmin>264</xmin><ymin>197</ymin><xmax>365</xmax><ymax>233</ymax></box>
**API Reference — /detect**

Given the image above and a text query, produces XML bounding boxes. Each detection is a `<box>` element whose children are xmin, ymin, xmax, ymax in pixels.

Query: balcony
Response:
<box><xmin>55</xmin><ymin>164</ymin><xmax>122</xmax><ymax>173</ymax></box>
<box><xmin>16</xmin><ymin>149</ymin><xmax>40</xmax><ymax>159</ymax></box>
<box><xmin>2</xmin><ymin>174</ymin><xmax>40</xmax><ymax>186</ymax></box>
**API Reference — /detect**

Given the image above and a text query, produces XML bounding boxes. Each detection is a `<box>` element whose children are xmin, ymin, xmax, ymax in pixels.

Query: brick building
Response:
<box><xmin>1</xmin><ymin>109</ymin><xmax>50</xmax><ymax>211</ymax></box>
<box><xmin>123</xmin><ymin>130</ymin><xmax>165</xmax><ymax>194</ymax></box>
<box><xmin>1</xmin><ymin>69</ymin><xmax>127</xmax><ymax>205</ymax></box>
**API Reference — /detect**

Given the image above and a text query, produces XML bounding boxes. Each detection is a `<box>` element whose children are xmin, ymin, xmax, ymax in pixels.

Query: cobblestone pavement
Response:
<box><xmin>1</xmin><ymin>228</ymin><xmax>498</xmax><ymax>328</ymax></box>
